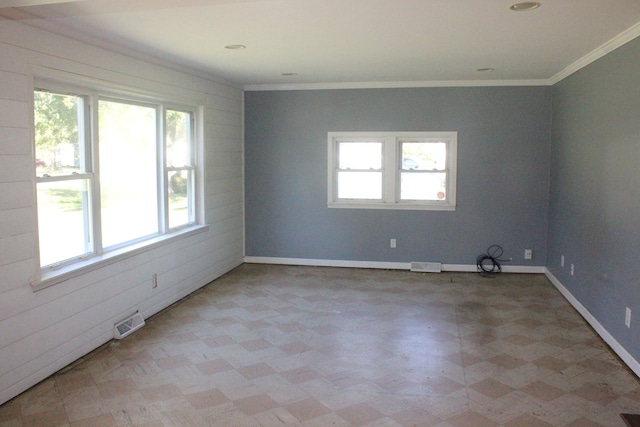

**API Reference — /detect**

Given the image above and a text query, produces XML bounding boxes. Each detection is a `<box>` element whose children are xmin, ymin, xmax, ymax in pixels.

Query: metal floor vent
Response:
<box><xmin>410</xmin><ymin>262</ymin><xmax>442</xmax><ymax>273</ymax></box>
<box><xmin>114</xmin><ymin>312</ymin><xmax>145</xmax><ymax>339</ymax></box>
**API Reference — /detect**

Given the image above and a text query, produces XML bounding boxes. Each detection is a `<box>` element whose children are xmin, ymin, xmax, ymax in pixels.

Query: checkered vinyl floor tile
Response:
<box><xmin>1</xmin><ymin>264</ymin><xmax>639</xmax><ymax>426</ymax></box>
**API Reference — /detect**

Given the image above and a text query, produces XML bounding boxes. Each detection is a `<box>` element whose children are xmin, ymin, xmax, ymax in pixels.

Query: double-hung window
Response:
<box><xmin>327</xmin><ymin>132</ymin><xmax>457</xmax><ymax>210</ymax></box>
<box><xmin>34</xmin><ymin>83</ymin><xmax>199</xmax><ymax>276</ymax></box>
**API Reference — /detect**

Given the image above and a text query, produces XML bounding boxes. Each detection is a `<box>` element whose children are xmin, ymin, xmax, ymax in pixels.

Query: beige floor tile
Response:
<box><xmin>2</xmin><ymin>265</ymin><xmax>640</xmax><ymax>426</ymax></box>
<box><xmin>445</xmin><ymin>409</ymin><xmax>498</xmax><ymax>427</ymax></box>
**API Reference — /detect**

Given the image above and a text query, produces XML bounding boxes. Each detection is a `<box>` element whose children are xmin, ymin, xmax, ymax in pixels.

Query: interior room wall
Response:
<box><xmin>0</xmin><ymin>18</ymin><xmax>244</xmax><ymax>405</ymax></box>
<box><xmin>244</xmin><ymin>86</ymin><xmax>552</xmax><ymax>268</ymax></box>
<box><xmin>547</xmin><ymin>37</ymin><xmax>640</xmax><ymax>363</ymax></box>
<box><xmin>3</xmin><ymin>8</ymin><xmax>638</xmax><ymax>408</ymax></box>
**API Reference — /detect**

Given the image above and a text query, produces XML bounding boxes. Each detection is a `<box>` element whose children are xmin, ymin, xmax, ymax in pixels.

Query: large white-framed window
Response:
<box><xmin>34</xmin><ymin>81</ymin><xmax>201</xmax><ymax>276</ymax></box>
<box><xmin>327</xmin><ymin>132</ymin><xmax>457</xmax><ymax>210</ymax></box>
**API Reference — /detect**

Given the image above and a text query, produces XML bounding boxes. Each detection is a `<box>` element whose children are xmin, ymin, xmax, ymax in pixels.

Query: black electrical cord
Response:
<box><xmin>476</xmin><ymin>245</ymin><xmax>509</xmax><ymax>276</ymax></box>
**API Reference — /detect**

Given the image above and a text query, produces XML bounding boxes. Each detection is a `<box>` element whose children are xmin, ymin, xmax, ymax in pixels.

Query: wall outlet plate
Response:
<box><xmin>626</xmin><ymin>307</ymin><xmax>632</xmax><ymax>328</ymax></box>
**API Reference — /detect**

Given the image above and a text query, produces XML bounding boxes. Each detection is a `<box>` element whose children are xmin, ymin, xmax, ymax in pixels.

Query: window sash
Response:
<box><xmin>167</xmin><ymin>166</ymin><xmax>196</xmax><ymax>229</ymax></box>
<box><xmin>164</xmin><ymin>108</ymin><xmax>196</xmax><ymax>229</ymax></box>
<box><xmin>98</xmin><ymin>98</ymin><xmax>159</xmax><ymax>249</ymax></box>
<box><xmin>36</xmin><ymin>177</ymin><xmax>94</xmax><ymax>267</ymax></box>
<box><xmin>335</xmin><ymin>140</ymin><xmax>384</xmax><ymax>201</ymax></box>
<box><xmin>397</xmin><ymin>138</ymin><xmax>450</xmax><ymax>203</ymax></box>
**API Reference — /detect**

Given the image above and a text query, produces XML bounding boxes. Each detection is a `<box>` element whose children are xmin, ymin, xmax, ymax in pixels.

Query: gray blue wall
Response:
<box><xmin>245</xmin><ymin>87</ymin><xmax>551</xmax><ymax>265</ymax></box>
<box><xmin>548</xmin><ymin>37</ymin><xmax>640</xmax><ymax>357</ymax></box>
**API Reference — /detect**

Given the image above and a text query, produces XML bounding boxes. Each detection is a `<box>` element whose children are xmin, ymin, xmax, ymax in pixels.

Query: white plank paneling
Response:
<box><xmin>210</xmin><ymin>137</ymin><xmax>243</xmax><ymax>153</ymax></box>
<box><xmin>0</xmin><ymin>154</ymin><xmax>33</xmax><ymax>183</ymax></box>
<box><xmin>0</xmin><ymin>233</ymin><xmax>34</xmax><ymax>267</ymax></box>
<box><xmin>0</xmin><ymin>99</ymin><xmax>28</xmax><ymax>127</ymax></box>
<box><xmin>0</xmin><ymin>70</ymin><xmax>29</xmax><ymax>102</ymax></box>
<box><xmin>0</xmin><ymin>206</ymin><xmax>32</xmax><ymax>238</ymax></box>
<box><xmin>0</xmin><ymin>181</ymin><xmax>33</xmax><ymax>211</ymax></box>
<box><xmin>0</xmin><ymin>127</ymin><xmax>30</xmax><ymax>155</ymax></box>
<box><xmin>0</xmin><ymin>16</ymin><xmax>244</xmax><ymax>406</ymax></box>
<box><xmin>207</xmin><ymin>150</ymin><xmax>243</xmax><ymax>166</ymax></box>
<box><xmin>0</xmin><ymin>42</ymin><xmax>28</xmax><ymax>73</ymax></box>
<box><xmin>0</xmin><ymin>259</ymin><xmax>33</xmax><ymax>294</ymax></box>
<box><xmin>204</xmin><ymin>122</ymin><xmax>243</xmax><ymax>140</ymax></box>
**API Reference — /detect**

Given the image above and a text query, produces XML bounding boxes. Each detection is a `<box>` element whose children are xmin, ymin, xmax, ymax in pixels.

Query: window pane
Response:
<box><xmin>338</xmin><ymin>142</ymin><xmax>382</xmax><ymax>169</ymax></box>
<box><xmin>168</xmin><ymin>170</ymin><xmax>192</xmax><ymax>228</ymax></box>
<box><xmin>337</xmin><ymin>171</ymin><xmax>382</xmax><ymax>199</ymax></box>
<box><xmin>34</xmin><ymin>91</ymin><xmax>83</xmax><ymax>176</ymax></box>
<box><xmin>400</xmin><ymin>172</ymin><xmax>446</xmax><ymax>200</ymax></box>
<box><xmin>99</xmin><ymin>100</ymin><xmax>158</xmax><ymax>248</ymax></box>
<box><xmin>166</xmin><ymin>110</ymin><xmax>192</xmax><ymax>167</ymax></box>
<box><xmin>37</xmin><ymin>179</ymin><xmax>92</xmax><ymax>266</ymax></box>
<box><xmin>401</xmin><ymin>142</ymin><xmax>446</xmax><ymax>170</ymax></box>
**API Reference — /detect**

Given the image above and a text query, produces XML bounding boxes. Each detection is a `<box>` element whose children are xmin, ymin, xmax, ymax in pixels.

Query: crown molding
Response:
<box><xmin>244</xmin><ymin>79</ymin><xmax>552</xmax><ymax>92</ymax></box>
<box><xmin>549</xmin><ymin>21</ymin><xmax>640</xmax><ymax>85</ymax></box>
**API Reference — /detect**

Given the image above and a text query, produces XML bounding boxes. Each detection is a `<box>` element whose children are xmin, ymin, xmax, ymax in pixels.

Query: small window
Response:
<box><xmin>328</xmin><ymin>132</ymin><xmax>457</xmax><ymax>210</ymax></box>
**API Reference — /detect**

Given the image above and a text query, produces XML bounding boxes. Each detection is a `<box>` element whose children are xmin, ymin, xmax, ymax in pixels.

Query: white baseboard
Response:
<box><xmin>244</xmin><ymin>256</ymin><xmax>410</xmax><ymax>270</ymax></box>
<box><xmin>545</xmin><ymin>268</ymin><xmax>640</xmax><ymax>378</ymax></box>
<box><xmin>243</xmin><ymin>256</ymin><xmax>546</xmax><ymax>274</ymax></box>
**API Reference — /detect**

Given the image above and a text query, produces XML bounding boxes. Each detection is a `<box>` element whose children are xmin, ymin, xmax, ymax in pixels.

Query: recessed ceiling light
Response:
<box><xmin>477</xmin><ymin>67</ymin><xmax>495</xmax><ymax>72</ymax></box>
<box><xmin>281</xmin><ymin>73</ymin><xmax>298</xmax><ymax>76</ymax></box>
<box><xmin>509</xmin><ymin>2</ymin><xmax>541</xmax><ymax>11</ymax></box>
<box><xmin>225</xmin><ymin>44</ymin><xmax>246</xmax><ymax>50</ymax></box>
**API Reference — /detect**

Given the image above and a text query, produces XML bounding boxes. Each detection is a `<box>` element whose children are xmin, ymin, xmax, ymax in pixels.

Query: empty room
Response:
<box><xmin>1</xmin><ymin>1</ymin><xmax>640</xmax><ymax>426</ymax></box>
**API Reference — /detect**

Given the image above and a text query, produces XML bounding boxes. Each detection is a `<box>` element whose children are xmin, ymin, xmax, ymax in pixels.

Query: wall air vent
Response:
<box><xmin>410</xmin><ymin>262</ymin><xmax>442</xmax><ymax>273</ymax></box>
<box><xmin>114</xmin><ymin>312</ymin><xmax>145</xmax><ymax>339</ymax></box>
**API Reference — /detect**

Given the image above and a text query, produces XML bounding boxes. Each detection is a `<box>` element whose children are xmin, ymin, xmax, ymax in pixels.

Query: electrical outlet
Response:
<box><xmin>152</xmin><ymin>273</ymin><xmax>158</xmax><ymax>288</ymax></box>
<box><xmin>390</xmin><ymin>239</ymin><xmax>396</xmax><ymax>248</ymax></box>
<box><xmin>626</xmin><ymin>307</ymin><xmax>631</xmax><ymax>328</ymax></box>
<box><xmin>570</xmin><ymin>264</ymin><xmax>574</xmax><ymax>276</ymax></box>
<box><xmin>524</xmin><ymin>249</ymin><xmax>532</xmax><ymax>260</ymax></box>
<box><xmin>561</xmin><ymin>255</ymin><xmax>564</xmax><ymax>267</ymax></box>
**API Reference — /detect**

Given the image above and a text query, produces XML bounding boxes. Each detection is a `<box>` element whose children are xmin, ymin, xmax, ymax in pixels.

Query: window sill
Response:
<box><xmin>328</xmin><ymin>202</ymin><xmax>456</xmax><ymax>211</ymax></box>
<box><xmin>31</xmin><ymin>225</ymin><xmax>209</xmax><ymax>292</ymax></box>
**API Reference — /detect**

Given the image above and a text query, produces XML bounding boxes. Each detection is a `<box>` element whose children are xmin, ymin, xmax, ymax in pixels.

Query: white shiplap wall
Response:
<box><xmin>0</xmin><ymin>18</ymin><xmax>244</xmax><ymax>405</ymax></box>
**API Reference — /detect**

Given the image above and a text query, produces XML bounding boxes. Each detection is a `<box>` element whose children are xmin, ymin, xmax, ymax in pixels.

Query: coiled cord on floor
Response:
<box><xmin>476</xmin><ymin>245</ymin><xmax>509</xmax><ymax>276</ymax></box>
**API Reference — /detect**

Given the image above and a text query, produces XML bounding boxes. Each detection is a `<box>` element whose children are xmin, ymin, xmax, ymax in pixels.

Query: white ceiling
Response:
<box><xmin>3</xmin><ymin>0</ymin><xmax>640</xmax><ymax>89</ymax></box>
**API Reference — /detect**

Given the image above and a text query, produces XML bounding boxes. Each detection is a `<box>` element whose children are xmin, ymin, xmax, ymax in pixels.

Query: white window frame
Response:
<box><xmin>32</xmin><ymin>78</ymin><xmax>205</xmax><ymax>290</ymax></box>
<box><xmin>327</xmin><ymin>131</ymin><xmax>457</xmax><ymax>211</ymax></box>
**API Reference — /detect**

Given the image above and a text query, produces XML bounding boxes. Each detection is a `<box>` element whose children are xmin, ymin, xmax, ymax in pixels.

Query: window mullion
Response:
<box><xmin>88</xmin><ymin>94</ymin><xmax>103</xmax><ymax>256</ymax></box>
<box><xmin>158</xmin><ymin>105</ymin><xmax>168</xmax><ymax>234</ymax></box>
<box><xmin>188</xmin><ymin>114</ymin><xmax>196</xmax><ymax>224</ymax></box>
<box><xmin>80</xmin><ymin>95</ymin><xmax>93</xmax><ymax>258</ymax></box>
<box><xmin>331</xmin><ymin>140</ymin><xmax>339</xmax><ymax>203</ymax></box>
<box><xmin>383</xmin><ymin>137</ymin><xmax>396</xmax><ymax>203</ymax></box>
